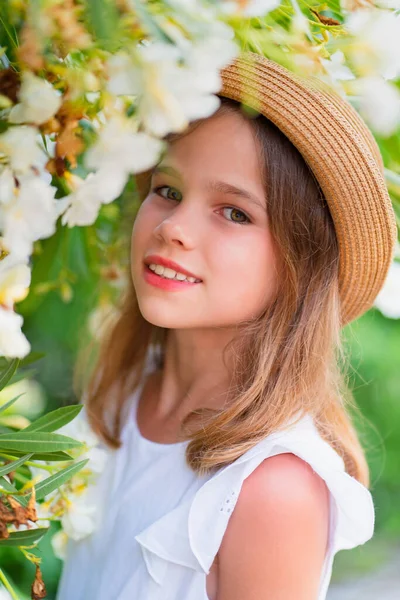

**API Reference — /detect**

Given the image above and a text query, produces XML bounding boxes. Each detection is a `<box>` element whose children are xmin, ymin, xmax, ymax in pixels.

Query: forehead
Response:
<box><xmin>158</xmin><ymin>111</ymin><xmax>264</xmax><ymax>186</ymax></box>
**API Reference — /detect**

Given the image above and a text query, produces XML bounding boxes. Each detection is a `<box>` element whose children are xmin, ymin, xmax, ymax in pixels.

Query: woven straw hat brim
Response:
<box><xmin>219</xmin><ymin>52</ymin><xmax>398</xmax><ymax>326</ymax></box>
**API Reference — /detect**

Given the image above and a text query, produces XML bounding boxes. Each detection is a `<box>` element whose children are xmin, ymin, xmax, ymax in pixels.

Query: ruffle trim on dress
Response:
<box><xmin>134</xmin><ymin>413</ymin><xmax>375</xmax><ymax>586</ymax></box>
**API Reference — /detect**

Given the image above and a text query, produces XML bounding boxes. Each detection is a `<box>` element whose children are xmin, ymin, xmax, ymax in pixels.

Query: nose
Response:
<box><xmin>153</xmin><ymin>202</ymin><xmax>198</xmax><ymax>249</ymax></box>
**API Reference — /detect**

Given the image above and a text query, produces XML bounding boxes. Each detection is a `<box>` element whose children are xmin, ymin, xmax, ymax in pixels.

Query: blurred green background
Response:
<box><xmin>0</xmin><ymin>188</ymin><xmax>399</xmax><ymax>597</ymax></box>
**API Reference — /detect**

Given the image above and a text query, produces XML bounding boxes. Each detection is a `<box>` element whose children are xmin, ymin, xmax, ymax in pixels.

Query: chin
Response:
<box><xmin>136</xmin><ymin>300</ymin><xmax>188</xmax><ymax>329</ymax></box>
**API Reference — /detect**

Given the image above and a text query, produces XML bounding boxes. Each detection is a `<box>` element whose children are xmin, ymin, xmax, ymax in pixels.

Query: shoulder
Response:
<box><xmin>217</xmin><ymin>452</ymin><xmax>330</xmax><ymax>599</ymax></box>
<box><xmin>241</xmin><ymin>451</ymin><xmax>330</xmax><ymax>505</ymax></box>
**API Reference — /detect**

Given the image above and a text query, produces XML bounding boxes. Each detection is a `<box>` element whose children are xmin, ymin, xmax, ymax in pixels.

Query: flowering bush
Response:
<box><xmin>0</xmin><ymin>0</ymin><xmax>400</xmax><ymax>596</ymax></box>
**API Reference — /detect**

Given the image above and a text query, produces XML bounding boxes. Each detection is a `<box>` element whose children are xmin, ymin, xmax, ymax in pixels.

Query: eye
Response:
<box><xmin>152</xmin><ymin>185</ymin><xmax>251</xmax><ymax>225</ymax></box>
<box><xmin>222</xmin><ymin>207</ymin><xmax>251</xmax><ymax>225</ymax></box>
<box><xmin>152</xmin><ymin>185</ymin><xmax>182</xmax><ymax>202</ymax></box>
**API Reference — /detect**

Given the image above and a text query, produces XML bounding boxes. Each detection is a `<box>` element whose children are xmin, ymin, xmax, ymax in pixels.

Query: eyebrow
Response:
<box><xmin>153</xmin><ymin>165</ymin><xmax>266</xmax><ymax>212</ymax></box>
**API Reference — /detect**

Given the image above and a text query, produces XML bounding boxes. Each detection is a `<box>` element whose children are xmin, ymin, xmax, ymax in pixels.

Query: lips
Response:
<box><xmin>144</xmin><ymin>254</ymin><xmax>202</xmax><ymax>281</ymax></box>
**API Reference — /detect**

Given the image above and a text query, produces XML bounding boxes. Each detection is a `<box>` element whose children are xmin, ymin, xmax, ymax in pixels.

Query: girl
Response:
<box><xmin>56</xmin><ymin>52</ymin><xmax>397</xmax><ymax>600</ymax></box>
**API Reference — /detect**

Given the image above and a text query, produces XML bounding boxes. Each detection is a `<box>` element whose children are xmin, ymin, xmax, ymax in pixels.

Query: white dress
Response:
<box><xmin>56</xmin><ymin>356</ymin><xmax>375</xmax><ymax>600</ymax></box>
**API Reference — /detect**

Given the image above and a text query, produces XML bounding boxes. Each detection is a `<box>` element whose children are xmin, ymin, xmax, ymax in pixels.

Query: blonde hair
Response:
<box><xmin>80</xmin><ymin>96</ymin><xmax>370</xmax><ymax>486</ymax></box>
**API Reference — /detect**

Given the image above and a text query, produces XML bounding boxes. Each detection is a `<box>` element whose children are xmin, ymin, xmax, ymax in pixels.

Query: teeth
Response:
<box><xmin>148</xmin><ymin>263</ymin><xmax>201</xmax><ymax>283</ymax></box>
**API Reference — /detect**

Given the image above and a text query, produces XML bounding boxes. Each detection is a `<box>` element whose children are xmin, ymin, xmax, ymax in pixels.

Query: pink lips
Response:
<box><xmin>143</xmin><ymin>264</ymin><xmax>202</xmax><ymax>291</ymax></box>
<box><xmin>144</xmin><ymin>254</ymin><xmax>201</xmax><ymax>280</ymax></box>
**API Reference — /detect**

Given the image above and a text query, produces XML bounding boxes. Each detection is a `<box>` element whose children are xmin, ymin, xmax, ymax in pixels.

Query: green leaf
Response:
<box><xmin>0</xmin><ymin>528</ymin><xmax>48</xmax><ymax>547</ymax></box>
<box><xmin>0</xmin><ymin>431</ymin><xmax>83</xmax><ymax>453</ymax></box>
<box><xmin>0</xmin><ymin>450</ymin><xmax>74</xmax><ymax>462</ymax></box>
<box><xmin>34</xmin><ymin>458</ymin><xmax>89</xmax><ymax>501</ymax></box>
<box><xmin>24</xmin><ymin>405</ymin><xmax>83</xmax><ymax>433</ymax></box>
<box><xmin>0</xmin><ymin>3</ymin><xmax>19</xmax><ymax>55</ymax></box>
<box><xmin>84</xmin><ymin>0</ymin><xmax>120</xmax><ymax>50</ymax></box>
<box><xmin>19</xmin><ymin>351</ymin><xmax>46</xmax><ymax>368</ymax></box>
<box><xmin>5</xmin><ymin>367</ymin><xmax>38</xmax><ymax>388</ymax></box>
<box><xmin>0</xmin><ymin>393</ymin><xmax>25</xmax><ymax>415</ymax></box>
<box><xmin>0</xmin><ymin>426</ymin><xmax>12</xmax><ymax>434</ymax></box>
<box><xmin>0</xmin><ymin>476</ymin><xmax>28</xmax><ymax>507</ymax></box>
<box><xmin>0</xmin><ymin>359</ymin><xmax>20</xmax><ymax>392</ymax></box>
<box><xmin>0</xmin><ymin>454</ymin><xmax>33</xmax><ymax>477</ymax></box>
<box><xmin>130</xmin><ymin>0</ymin><xmax>173</xmax><ymax>44</ymax></box>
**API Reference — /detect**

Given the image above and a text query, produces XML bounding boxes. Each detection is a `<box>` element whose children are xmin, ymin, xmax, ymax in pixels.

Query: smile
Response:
<box><xmin>148</xmin><ymin>263</ymin><xmax>202</xmax><ymax>283</ymax></box>
<box><xmin>143</xmin><ymin>264</ymin><xmax>202</xmax><ymax>291</ymax></box>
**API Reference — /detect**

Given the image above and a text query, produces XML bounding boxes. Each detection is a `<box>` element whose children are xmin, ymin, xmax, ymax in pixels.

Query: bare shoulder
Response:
<box><xmin>217</xmin><ymin>452</ymin><xmax>330</xmax><ymax>600</ymax></box>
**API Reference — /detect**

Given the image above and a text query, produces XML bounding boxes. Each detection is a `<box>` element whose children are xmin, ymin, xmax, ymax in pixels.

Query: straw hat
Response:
<box><xmin>136</xmin><ymin>51</ymin><xmax>398</xmax><ymax>327</ymax></box>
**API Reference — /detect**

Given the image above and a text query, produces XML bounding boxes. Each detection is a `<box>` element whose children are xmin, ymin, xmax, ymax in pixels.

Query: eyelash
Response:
<box><xmin>151</xmin><ymin>185</ymin><xmax>251</xmax><ymax>225</ymax></box>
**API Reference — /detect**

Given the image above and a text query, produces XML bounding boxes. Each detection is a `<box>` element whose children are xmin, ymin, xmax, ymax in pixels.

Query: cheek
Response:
<box><xmin>210</xmin><ymin>231</ymin><xmax>277</xmax><ymax>312</ymax></box>
<box><xmin>131</xmin><ymin>201</ymin><xmax>156</xmax><ymax>254</ymax></box>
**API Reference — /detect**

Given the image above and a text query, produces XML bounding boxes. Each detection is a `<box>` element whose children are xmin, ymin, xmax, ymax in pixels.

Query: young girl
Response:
<box><xmin>56</xmin><ymin>52</ymin><xmax>397</xmax><ymax>600</ymax></box>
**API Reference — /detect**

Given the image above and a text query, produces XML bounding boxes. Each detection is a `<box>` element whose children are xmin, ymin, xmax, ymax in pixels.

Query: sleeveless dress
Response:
<box><xmin>56</xmin><ymin>356</ymin><xmax>375</xmax><ymax>600</ymax></box>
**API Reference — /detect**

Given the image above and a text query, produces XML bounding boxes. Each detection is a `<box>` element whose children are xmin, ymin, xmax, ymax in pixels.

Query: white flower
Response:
<box><xmin>35</xmin><ymin>501</ymin><xmax>52</xmax><ymax>528</ymax></box>
<box><xmin>0</xmin><ymin>126</ymin><xmax>47</xmax><ymax>175</ymax></box>
<box><xmin>0</xmin><ymin>253</ymin><xmax>31</xmax><ymax>309</ymax></box>
<box><xmin>51</xmin><ymin>529</ymin><xmax>69</xmax><ymax>560</ymax></box>
<box><xmin>60</xmin><ymin>167</ymin><xmax>127</xmax><ymax>227</ymax></box>
<box><xmin>61</xmin><ymin>492</ymin><xmax>97</xmax><ymax>541</ymax></box>
<box><xmin>106</xmin><ymin>51</ymin><xmax>142</xmax><ymax>97</ymax></box>
<box><xmin>0</xmin><ymin>307</ymin><xmax>30</xmax><ymax>358</ymax></box>
<box><xmin>60</xmin><ymin>172</ymin><xmax>105</xmax><ymax>228</ymax></box>
<box><xmin>374</xmin><ymin>0</ymin><xmax>400</xmax><ymax>7</ymax></box>
<box><xmin>106</xmin><ymin>37</ymin><xmax>238</xmax><ymax>138</ymax></box>
<box><xmin>0</xmin><ymin>586</ymin><xmax>12</xmax><ymax>600</ymax></box>
<box><xmin>240</xmin><ymin>0</ymin><xmax>282</xmax><ymax>17</ymax></box>
<box><xmin>218</xmin><ymin>0</ymin><xmax>280</xmax><ymax>16</ymax></box>
<box><xmin>84</xmin><ymin>446</ymin><xmax>109</xmax><ymax>474</ymax></box>
<box><xmin>321</xmin><ymin>50</ymin><xmax>355</xmax><ymax>82</ymax></box>
<box><xmin>345</xmin><ymin>10</ymin><xmax>400</xmax><ymax>80</ymax></box>
<box><xmin>58</xmin><ymin>408</ymin><xmax>103</xmax><ymax>449</ymax></box>
<box><xmin>374</xmin><ymin>260</ymin><xmax>400</xmax><ymax>319</ymax></box>
<box><xmin>348</xmin><ymin>76</ymin><xmax>400</xmax><ymax>137</ymax></box>
<box><xmin>85</xmin><ymin>115</ymin><xmax>165</xmax><ymax>175</ymax></box>
<box><xmin>0</xmin><ymin>167</ymin><xmax>15</xmax><ymax>204</ymax></box>
<box><xmin>0</xmin><ymin>173</ymin><xmax>58</xmax><ymax>260</ymax></box>
<box><xmin>9</xmin><ymin>71</ymin><xmax>62</xmax><ymax>126</ymax></box>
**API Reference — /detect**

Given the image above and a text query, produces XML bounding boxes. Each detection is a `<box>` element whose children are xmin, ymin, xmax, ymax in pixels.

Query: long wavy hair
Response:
<box><xmin>80</xmin><ymin>95</ymin><xmax>370</xmax><ymax>486</ymax></box>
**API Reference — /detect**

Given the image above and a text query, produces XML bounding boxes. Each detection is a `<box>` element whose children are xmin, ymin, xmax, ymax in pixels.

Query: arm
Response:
<box><xmin>217</xmin><ymin>452</ymin><xmax>330</xmax><ymax>600</ymax></box>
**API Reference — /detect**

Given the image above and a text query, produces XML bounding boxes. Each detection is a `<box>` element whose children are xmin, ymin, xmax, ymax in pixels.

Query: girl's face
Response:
<box><xmin>131</xmin><ymin>110</ymin><xmax>278</xmax><ymax>330</ymax></box>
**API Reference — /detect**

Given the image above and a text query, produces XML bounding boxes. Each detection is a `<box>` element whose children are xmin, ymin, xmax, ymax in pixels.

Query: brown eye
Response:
<box><xmin>153</xmin><ymin>185</ymin><xmax>182</xmax><ymax>202</ymax></box>
<box><xmin>222</xmin><ymin>207</ymin><xmax>250</xmax><ymax>225</ymax></box>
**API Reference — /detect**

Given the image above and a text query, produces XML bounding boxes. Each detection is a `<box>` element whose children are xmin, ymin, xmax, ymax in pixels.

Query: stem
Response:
<box><xmin>0</xmin><ymin>569</ymin><xmax>19</xmax><ymax>600</ymax></box>
<box><xmin>9</xmin><ymin>472</ymin><xmax>27</xmax><ymax>485</ymax></box>
<box><xmin>0</xmin><ymin>453</ymin><xmax>24</xmax><ymax>461</ymax></box>
<box><xmin>25</xmin><ymin>461</ymin><xmax>53</xmax><ymax>472</ymax></box>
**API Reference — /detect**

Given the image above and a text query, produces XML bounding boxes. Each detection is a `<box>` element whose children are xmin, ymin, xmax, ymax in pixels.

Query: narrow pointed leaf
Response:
<box><xmin>19</xmin><ymin>351</ymin><xmax>45</xmax><ymax>367</ymax></box>
<box><xmin>0</xmin><ymin>358</ymin><xmax>19</xmax><ymax>391</ymax></box>
<box><xmin>0</xmin><ymin>476</ymin><xmax>28</xmax><ymax>507</ymax></box>
<box><xmin>5</xmin><ymin>368</ymin><xmax>37</xmax><ymax>387</ymax></box>
<box><xmin>0</xmin><ymin>393</ymin><xmax>25</xmax><ymax>415</ymax></box>
<box><xmin>0</xmin><ymin>450</ymin><xmax>73</xmax><ymax>462</ymax></box>
<box><xmin>34</xmin><ymin>458</ymin><xmax>89</xmax><ymax>500</ymax></box>
<box><xmin>24</xmin><ymin>405</ymin><xmax>83</xmax><ymax>433</ymax></box>
<box><xmin>0</xmin><ymin>528</ymin><xmax>48</xmax><ymax>546</ymax></box>
<box><xmin>0</xmin><ymin>431</ymin><xmax>83</xmax><ymax>453</ymax></box>
<box><xmin>0</xmin><ymin>454</ymin><xmax>33</xmax><ymax>477</ymax></box>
